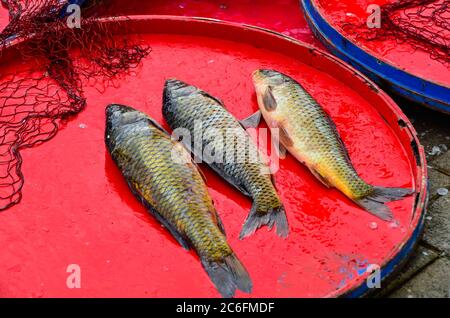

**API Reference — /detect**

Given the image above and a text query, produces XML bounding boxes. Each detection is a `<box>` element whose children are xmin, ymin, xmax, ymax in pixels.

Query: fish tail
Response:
<box><xmin>356</xmin><ymin>186</ymin><xmax>414</xmax><ymax>221</ymax></box>
<box><xmin>239</xmin><ymin>202</ymin><xmax>289</xmax><ymax>239</ymax></box>
<box><xmin>201</xmin><ymin>253</ymin><xmax>253</xmax><ymax>298</ymax></box>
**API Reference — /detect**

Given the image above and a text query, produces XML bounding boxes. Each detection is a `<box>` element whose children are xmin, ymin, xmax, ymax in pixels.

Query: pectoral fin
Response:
<box><xmin>130</xmin><ymin>182</ymin><xmax>191</xmax><ymax>250</ymax></box>
<box><xmin>240</xmin><ymin>111</ymin><xmax>261</xmax><ymax>129</ymax></box>
<box><xmin>262</xmin><ymin>86</ymin><xmax>277</xmax><ymax>111</ymax></box>
<box><xmin>215</xmin><ymin>213</ymin><xmax>227</xmax><ymax>235</ymax></box>
<box><xmin>149</xmin><ymin>204</ymin><xmax>191</xmax><ymax>250</ymax></box>
<box><xmin>307</xmin><ymin>167</ymin><xmax>331</xmax><ymax>188</ymax></box>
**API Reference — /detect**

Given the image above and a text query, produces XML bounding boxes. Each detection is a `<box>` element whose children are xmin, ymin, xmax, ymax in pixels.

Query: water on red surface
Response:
<box><xmin>0</xmin><ymin>25</ymin><xmax>416</xmax><ymax>297</ymax></box>
<box><xmin>106</xmin><ymin>0</ymin><xmax>320</xmax><ymax>45</ymax></box>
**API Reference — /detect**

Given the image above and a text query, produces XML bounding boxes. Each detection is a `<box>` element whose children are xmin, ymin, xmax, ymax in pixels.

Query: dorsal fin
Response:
<box><xmin>145</xmin><ymin>117</ymin><xmax>171</xmax><ymax>135</ymax></box>
<box><xmin>240</xmin><ymin>111</ymin><xmax>261</xmax><ymax>129</ymax></box>
<box><xmin>199</xmin><ymin>90</ymin><xmax>226</xmax><ymax>107</ymax></box>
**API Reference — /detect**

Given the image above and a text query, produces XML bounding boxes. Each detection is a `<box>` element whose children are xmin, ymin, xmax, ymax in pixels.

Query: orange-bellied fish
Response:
<box><xmin>252</xmin><ymin>69</ymin><xmax>413</xmax><ymax>221</ymax></box>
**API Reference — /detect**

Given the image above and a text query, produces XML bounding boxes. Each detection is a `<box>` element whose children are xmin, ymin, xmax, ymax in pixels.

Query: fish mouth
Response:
<box><xmin>252</xmin><ymin>69</ymin><xmax>285</xmax><ymax>86</ymax></box>
<box><xmin>253</xmin><ymin>69</ymin><xmax>278</xmax><ymax>78</ymax></box>
<box><xmin>105</xmin><ymin>104</ymin><xmax>144</xmax><ymax>130</ymax></box>
<box><xmin>164</xmin><ymin>79</ymin><xmax>198</xmax><ymax>99</ymax></box>
<box><xmin>106</xmin><ymin>104</ymin><xmax>136</xmax><ymax>117</ymax></box>
<box><xmin>165</xmin><ymin>78</ymin><xmax>189</xmax><ymax>91</ymax></box>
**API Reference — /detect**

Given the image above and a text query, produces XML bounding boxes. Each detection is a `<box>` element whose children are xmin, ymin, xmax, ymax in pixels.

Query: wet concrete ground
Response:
<box><xmin>376</xmin><ymin>99</ymin><xmax>450</xmax><ymax>298</ymax></box>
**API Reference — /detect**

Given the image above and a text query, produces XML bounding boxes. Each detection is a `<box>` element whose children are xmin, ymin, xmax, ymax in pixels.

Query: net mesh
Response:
<box><xmin>0</xmin><ymin>0</ymin><xmax>150</xmax><ymax>210</ymax></box>
<box><xmin>343</xmin><ymin>0</ymin><xmax>450</xmax><ymax>66</ymax></box>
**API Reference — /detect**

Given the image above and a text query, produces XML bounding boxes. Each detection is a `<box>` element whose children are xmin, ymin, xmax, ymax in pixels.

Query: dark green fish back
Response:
<box><xmin>163</xmin><ymin>80</ymin><xmax>288</xmax><ymax>239</ymax></box>
<box><xmin>165</xmin><ymin>91</ymin><xmax>275</xmax><ymax>198</ymax></box>
<box><xmin>105</xmin><ymin>104</ymin><xmax>252</xmax><ymax>297</ymax></box>
<box><xmin>106</xmin><ymin>109</ymin><xmax>229</xmax><ymax>259</ymax></box>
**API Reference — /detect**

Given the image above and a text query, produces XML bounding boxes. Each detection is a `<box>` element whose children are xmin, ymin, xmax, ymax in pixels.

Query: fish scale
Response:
<box><xmin>275</xmin><ymin>81</ymin><xmax>371</xmax><ymax>198</ymax></box>
<box><xmin>105</xmin><ymin>104</ymin><xmax>251</xmax><ymax>297</ymax></box>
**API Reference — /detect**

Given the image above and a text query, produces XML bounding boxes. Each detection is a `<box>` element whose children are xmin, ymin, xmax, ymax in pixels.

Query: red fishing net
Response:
<box><xmin>343</xmin><ymin>0</ymin><xmax>449</xmax><ymax>66</ymax></box>
<box><xmin>0</xmin><ymin>0</ymin><xmax>150</xmax><ymax>210</ymax></box>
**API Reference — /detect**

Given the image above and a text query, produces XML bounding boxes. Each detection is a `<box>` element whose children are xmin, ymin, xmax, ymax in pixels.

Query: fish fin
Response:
<box><xmin>307</xmin><ymin>167</ymin><xmax>331</xmax><ymax>188</ymax></box>
<box><xmin>146</xmin><ymin>203</ymin><xmax>191</xmax><ymax>250</ymax></box>
<box><xmin>215</xmin><ymin>214</ymin><xmax>227</xmax><ymax>235</ymax></box>
<box><xmin>199</xmin><ymin>91</ymin><xmax>226</xmax><ymax>107</ymax></box>
<box><xmin>208</xmin><ymin>205</ymin><xmax>226</xmax><ymax>236</ymax></box>
<box><xmin>240</xmin><ymin>111</ymin><xmax>261</xmax><ymax>129</ymax></box>
<box><xmin>323</xmin><ymin>114</ymin><xmax>352</xmax><ymax>162</ymax></box>
<box><xmin>240</xmin><ymin>204</ymin><xmax>289</xmax><ymax>239</ymax></box>
<box><xmin>271</xmin><ymin>130</ymin><xmax>287</xmax><ymax>159</ymax></box>
<box><xmin>278</xmin><ymin>124</ymin><xmax>294</xmax><ymax>147</ymax></box>
<box><xmin>355</xmin><ymin>198</ymin><xmax>394</xmax><ymax>222</ymax></box>
<box><xmin>369</xmin><ymin>186</ymin><xmax>414</xmax><ymax>202</ymax></box>
<box><xmin>145</xmin><ymin>117</ymin><xmax>171</xmax><ymax>135</ymax></box>
<box><xmin>262</xmin><ymin>86</ymin><xmax>277</xmax><ymax>111</ymax></box>
<box><xmin>201</xmin><ymin>253</ymin><xmax>252</xmax><ymax>298</ymax></box>
<box><xmin>271</xmin><ymin>173</ymin><xmax>277</xmax><ymax>187</ymax></box>
<box><xmin>355</xmin><ymin>186</ymin><xmax>414</xmax><ymax>221</ymax></box>
<box><xmin>130</xmin><ymin>182</ymin><xmax>191</xmax><ymax>250</ymax></box>
<box><xmin>191</xmin><ymin>160</ymin><xmax>208</xmax><ymax>184</ymax></box>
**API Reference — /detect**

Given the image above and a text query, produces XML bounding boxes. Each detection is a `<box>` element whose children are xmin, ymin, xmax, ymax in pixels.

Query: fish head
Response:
<box><xmin>105</xmin><ymin>104</ymin><xmax>150</xmax><ymax>142</ymax></box>
<box><xmin>106</xmin><ymin>104</ymin><xmax>147</xmax><ymax>129</ymax></box>
<box><xmin>164</xmin><ymin>79</ymin><xmax>198</xmax><ymax>102</ymax></box>
<box><xmin>252</xmin><ymin>69</ymin><xmax>287</xmax><ymax>89</ymax></box>
<box><xmin>163</xmin><ymin>79</ymin><xmax>202</xmax><ymax>125</ymax></box>
<box><xmin>252</xmin><ymin>70</ymin><xmax>288</xmax><ymax>116</ymax></box>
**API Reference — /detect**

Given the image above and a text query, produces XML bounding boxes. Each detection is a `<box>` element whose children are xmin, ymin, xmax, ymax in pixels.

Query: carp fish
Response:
<box><xmin>162</xmin><ymin>79</ymin><xmax>289</xmax><ymax>239</ymax></box>
<box><xmin>252</xmin><ymin>69</ymin><xmax>413</xmax><ymax>221</ymax></box>
<box><xmin>105</xmin><ymin>104</ymin><xmax>252</xmax><ymax>298</ymax></box>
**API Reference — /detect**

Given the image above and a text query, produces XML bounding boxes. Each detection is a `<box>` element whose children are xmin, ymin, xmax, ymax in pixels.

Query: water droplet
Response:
<box><xmin>389</xmin><ymin>220</ymin><xmax>399</xmax><ymax>228</ymax></box>
<box><xmin>219</xmin><ymin>3</ymin><xmax>227</xmax><ymax>9</ymax></box>
<box><xmin>369</xmin><ymin>222</ymin><xmax>378</xmax><ymax>230</ymax></box>
<box><xmin>79</xmin><ymin>123</ymin><xmax>87</xmax><ymax>129</ymax></box>
<box><xmin>178</xmin><ymin>3</ymin><xmax>186</xmax><ymax>9</ymax></box>
<box><xmin>437</xmin><ymin>188</ymin><xmax>448</xmax><ymax>196</ymax></box>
